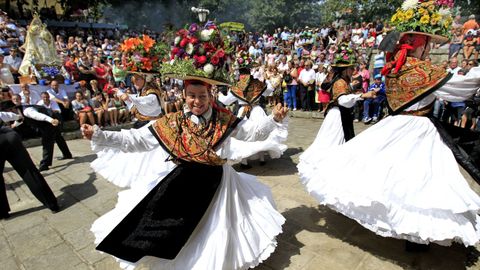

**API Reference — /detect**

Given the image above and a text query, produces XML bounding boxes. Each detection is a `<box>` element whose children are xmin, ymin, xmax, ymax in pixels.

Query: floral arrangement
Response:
<box><xmin>160</xmin><ymin>21</ymin><xmax>233</xmax><ymax>83</ymax></box>
<box><xmin>235</xmin><ymin>50</ymin><xmax>254</xmax><ymax>70</ymax></box>
<box><xmin>120</xmin><ymin>34</ymin><xmax>169</xmax><ymax>72</ymax></box>
<box><xmin>41</xmin><ymin>66</ymin><xmax>60</xmax><ymax>78</ymax></box>
<box><xmin>390</xmin><ymin>0</ymin><xmax>454</xmax><ymax>37</ymax></box>
<box><xmin>332</xmin><ymin>43</ymin><xmax>356</xmax><ymax>67</ymax></box>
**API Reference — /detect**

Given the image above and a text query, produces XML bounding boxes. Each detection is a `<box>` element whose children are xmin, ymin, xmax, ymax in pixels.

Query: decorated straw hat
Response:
<box><xmin>331</xmin><ymin>43</ymin><xmax>356</xmax><ymax>68</ymax></box>
<box><xmin>235</xmin><ymin>50</ymin><xmax>258</xmax><ymax>74</ymax></box>
<box><xmin>230</xmin><ymin>51</ymin><xmax>265</xmax><ymax>104</ymax></box>
<box><xmin>388</xmin><ymin>0</ymin><xmax>454</xmax><ymax>44</ymax></box>
<box><xmin>119</xmin><ymin>34</ymin><xmax>169</xmax><ymax>75</ymax></box>
<box><xmin>160</xmin><ymin>21</ymin><xmax>233</xmax><ymax>86</ymax></box>
<box><xmin>230</xmin><ymin>75</ymin><xmax>266</xmax><ymax>104</ymax></box>
<box><xmin>379</xmin><ymin>0</ymin><xmax>454</xmax><ymax>115</ymax></box>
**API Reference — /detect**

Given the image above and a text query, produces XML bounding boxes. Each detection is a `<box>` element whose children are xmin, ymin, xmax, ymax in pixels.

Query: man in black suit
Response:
<box><xmin>10</xmin><ymin>94</ymin><xmax>72</xmax><ymax>171</ymax></box>
<box><xmin>0</xmin><ymin>104</ymin><xmax>59</xmax><ymax>219</ymax></box>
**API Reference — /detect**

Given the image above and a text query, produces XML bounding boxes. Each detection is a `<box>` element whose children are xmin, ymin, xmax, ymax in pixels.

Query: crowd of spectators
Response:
<box><xmin>0</xmin><ymin>9</ymin><xmax>479</xmax><ymax>131</ymax></box>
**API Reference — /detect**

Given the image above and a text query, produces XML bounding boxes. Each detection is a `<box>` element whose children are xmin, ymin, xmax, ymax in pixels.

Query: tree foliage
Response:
<box><xmin>46</xmin><ymin>0</ymin><xmax>478</xmax><ymax>31</ymax></box>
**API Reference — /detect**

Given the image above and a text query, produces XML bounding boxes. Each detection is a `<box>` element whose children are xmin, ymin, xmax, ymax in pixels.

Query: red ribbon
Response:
<box><xmin>381</xmin><ymin>34</ymin><xmax>428</xmax><ymax>76</ymax></box>
<box><xmin>381</xmin><ymin>44</ymin><xmax>413</xmax><ymax>76</ymax></box>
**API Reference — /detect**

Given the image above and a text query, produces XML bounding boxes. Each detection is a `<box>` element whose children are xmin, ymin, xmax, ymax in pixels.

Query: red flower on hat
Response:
<box><xmin>177</xmin><ymin>29</ymin><xmax>188</xmax><ymax>37</ymax></box>
<box><xmin>190</xmin><ymin>37</ymin><xmax>199</xmax><ymax>44</ymax></box>
<box><xmin>216</xmin><ymin>49</ymin><xmax>225</xmax><ymax>58</ymax></box>
<box><xmin>198</xmin><ymin>55</ymin><xmax>207</xmax><ymax>64</ymax></box>
<box><xmin>211</xmin><ymin>55</ymin><xmax>220</xmax><ymax>65</ymax></box>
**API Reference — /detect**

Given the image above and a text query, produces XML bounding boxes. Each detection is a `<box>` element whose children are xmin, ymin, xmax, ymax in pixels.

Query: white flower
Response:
<box><xmin>174</xmin><ymin>36</ymin><xmax>181</xmax><ymax>45</ymax></box>
<box><xmin>203</xmin><ymin>63</ymin><xmax>214</xmax><ymax>75</ymax></box>
<box><xmin>200</xmin><ymin>29</ymin><xmax>214</xmax><ymax>42</ymax></box>
<box><xmin>186</xmin><ymin>43</ymin><xmax>194</xmax><ymax>55</ymax></box>
<box><xmin>401</xmin><ymin>0</ymin><xmax>418</xmax><ymax>10</ymax></box>
<box><xmin>438</xmin><ymin>7</ymin><xmax>451</xmax><ymax>17</ymax></box>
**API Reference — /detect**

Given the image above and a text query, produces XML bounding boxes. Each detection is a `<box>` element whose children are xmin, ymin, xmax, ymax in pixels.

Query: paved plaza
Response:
<box><xmin>1</xmin><ymin>114</ymin><xmax>480</xmax><ymax>270</ymax></box>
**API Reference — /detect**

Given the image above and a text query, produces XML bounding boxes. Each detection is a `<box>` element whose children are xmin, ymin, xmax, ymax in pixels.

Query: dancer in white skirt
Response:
<box><xmin>218</xmin><ymin>55</ymin><xmax>288</xmax><ymax>168</ymax></box>
<box><xmin>298</xmin><ymin>44</ymin><xmax>374</xmax><ymax>173</ymax></box>
<box><xmin>298</xmin><ymin>1</ymin><xmax>480</xmax><ymax>249</ymax></box>
<box><xmin>82</xmin><ymin>23</ymin><xmax>289</xmax><ymax>270</ymax></box>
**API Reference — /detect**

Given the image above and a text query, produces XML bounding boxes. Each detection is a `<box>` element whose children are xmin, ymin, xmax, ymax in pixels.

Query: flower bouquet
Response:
<box><xmin>332</xmin><ymin>43</ymin><xmax>356</xmax><ymax>67</ymax></box>
<box><xmin>390</xmin><ymin>0</ymin><xmax>453</xmax><ymax>38</ymax></box>
<box><xmin>120</xmin><ymin>34</ymin><xmax>169</xmax><ymax>72</ymax></box>
<box><xmin>38</xmin><ymin>65</ymin><xmax>64</xmax><ymax>83</ymax></box>
<box><xmin>160</xmin><ymin>21</ymin><xmax>234</xmax><ymax>85</ymax></box>
<box><xmin>41</xmin><ymin>66</ymin><xmax>60</xmax><ymax>78</ymax></box>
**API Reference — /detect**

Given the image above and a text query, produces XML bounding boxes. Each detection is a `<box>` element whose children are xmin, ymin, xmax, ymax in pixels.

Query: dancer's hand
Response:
<box><xmin>119</xmin><ymin>93</ymin><xmax>130</xmax><ymax>102</ymax></box>
<box><xmin>81</xmin><ymin>124</ymin><xmax>94</xmax><ymax>140</ymax></box>
<box><xmin>50</xmin><ymin>119</ymin><xmax>59</xmax><ymax>126</ymax></box>
<box><xmin>361</xmin><ymin>91</ymin><xmax>376</xmax><ymax>99</ymax></box>
<box><xmin>273</xmin><ymin>103</ymin><xmax>289</xmax><ymax>122</ymax></box>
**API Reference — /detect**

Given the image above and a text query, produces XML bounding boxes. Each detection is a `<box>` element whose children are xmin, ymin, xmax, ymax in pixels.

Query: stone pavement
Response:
<box><xmin>1</xmin><ymin>115</ymin><xmax>480</xmax><ymax>270</ymax></box>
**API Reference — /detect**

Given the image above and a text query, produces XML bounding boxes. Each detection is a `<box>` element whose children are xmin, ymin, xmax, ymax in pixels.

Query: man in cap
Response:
<box><xmin>362</xmin><ymin>73</ymin><xmax>386</xmax><ymax>123</ymax></box>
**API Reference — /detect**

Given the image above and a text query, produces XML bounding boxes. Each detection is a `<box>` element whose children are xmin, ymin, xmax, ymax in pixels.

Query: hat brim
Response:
<box><xmin>128</xmin><ymin>71</ymin><xmax>156</xmax><ymax>76</ymax></box>
<box><xmin>400</xmin><ymin>31</ymin><xmax>449</xmax><ymax>44</ymax></box>
<box><xmin>330</xmin><ymin>63</ymin><xmax>355</xmax><ymax>68</ymax></box>
<box><xmin>164</xmin><ymin>74</ymin><xmax>230</xmax><ymax>86</ymax></box>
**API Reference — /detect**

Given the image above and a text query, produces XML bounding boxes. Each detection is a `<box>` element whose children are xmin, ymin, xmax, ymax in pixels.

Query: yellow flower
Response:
<box><xmin>418</xmin><ymin>7</ymin><xmax>428</xmax><ymax>16</ymax></box>
<box><xmin>430</xmin><ymin>18</ymin><xmax>439</xmax><ymax>25</ymax></box>
<box><xmin>420</xmin><ymin>14</ymin><xmax>430</xmax><ymax>24</ymax></box>
<box><xmin>396</xmin><ymin>10</ymin><xmax>406</xmax><ymax>22</ymax></box>
<box><xmin>405</xmin><ymin>9</ymin><xmax>414</xmax><ymax>20</ymax></box>
<box><xmin>431</xmin><ymin>13</ymin><xmax>441</xmax><ymax>21</ymax></box>
<box><xmin>420</xmin><ymin>1</ymin><xmax>430</xmax><ymax>7</ymax></box>
<box><xmin>443</xmin><ymin>17</ymin><xmax>452</xmax><ymax>28</ymax></box>
<box><xmin>427</xmin><ymin>4</ymin><xmax>435</xmax><ymax>12</ymax></box>
<box><xmin>391</xmin><ymin>13</ymin><xmax>398</xmax><ymax>23</ymax></box>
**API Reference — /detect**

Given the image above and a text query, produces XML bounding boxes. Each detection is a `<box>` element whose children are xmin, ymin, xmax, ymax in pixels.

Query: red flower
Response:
<box><xmin>211</xmin><ymin>55</ymin><xmax>220</xmax><ymax>65</ymax></box>
<box><xmin>171</xmin><ymin>47</ymin><xmax>180</xmax><ymax>55</ymax></box>
<box><xmin>198</xmin><ymin>55</ymin><xmax>207</xmax><ymax>64</ymax></box>
<box><xmin>179</xmin><ymin>38</ymin><xmax>188</xmax><ymax>48</ymax></box>
<box><xmin>177</xmin><ymin>29</ymin><xmax>188</xmax><ymax>37</ymax></box>
<box><xmin>216</xmin><ymin>49</ymin><xmax>225</xmax><ymax>58</ymax></box>
<box><xmin>190</xmin><ymin>37</ymin><xmax>199</xmax><ymax>44</ymax></box>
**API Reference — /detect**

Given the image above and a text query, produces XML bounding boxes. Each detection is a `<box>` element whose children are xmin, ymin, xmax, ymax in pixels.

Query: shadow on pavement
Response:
<box><xmin>316</xmin><ymin>205</ymin><xmax>479</xmax><ymax>270</ymax></box>
<box><xmin>7</xmin><ymin>205</ymin><xmax>47</xmax><ymax>219</ymax></box>
<box><xmin>259</xmin><ymin>205</ymin><xmax>323</xmax><ymax>269</ymax></box>
<box><xmin>236</xmin><ymin>147</ymin><xmax>303</xmax><ymax>177</ymax></box>
<box><xmin>56</xmin><ymin>171</ymin><xmax>97</xmax><ymax>211</ymax></box>
<box><xmin>42</xmin><ymin>154</ymin><xmax>97</xmax><ymax>176</ymax></box>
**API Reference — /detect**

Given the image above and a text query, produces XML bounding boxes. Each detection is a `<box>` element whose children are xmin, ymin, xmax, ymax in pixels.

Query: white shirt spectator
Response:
<box><xmin>280</xmin><ymin>31</ymin><xmax>290</xmax><ymax>41</ymax></box>
<box><xmin>298</xmin><ymin>68</ymin><xmax>316</xmax><ymax>85</ymax></box>
<box><xmin>321</xmin><ymin>27</ymin><xmax>330</xmax><ymax>38</ymax></box>
<box><xmin>0</xmin><ymin>64</ymin><xmax>14</xmax><ymax>84</ymax></box>
<box><xmin>373</xmin><ymin>51</ymin><xmax>385</xmax><ymax>69</ymax></box>
<box><xmin>3</xmin><ymin>54</ymin><xmax>22</xmax><ymax>71</ymax></box>
<box><xmin>0</xmin><ymin>111</ymin><xmax>20</xmax><ymax>122</ymax></box>
<box><xmin>19</xmin><ymin>90</ymin><xmax>41</xmax><ymax>105</ymax></box>
<box><xmin>278</xmin><ymin>62</ymin><xmax>289</xmax><ymax>74</ymax></box>
<box><xmin>47</xmin><ymin>87</ymin><xmax>68</xmax><ymax>102</ymax></box>
<box><xmin>37</xmin><ymin>99</ymin><xmax>61</xmax><ymax>113</ymax></box>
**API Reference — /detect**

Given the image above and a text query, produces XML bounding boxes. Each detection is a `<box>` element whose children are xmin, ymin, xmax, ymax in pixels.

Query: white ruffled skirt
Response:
<box><xmin>91</xmin><ymin>163</ymin><xmax>285</xmax><ymax>270</ymax></box>
<box><xmin>298</xmin><ymin>114</ymin><xmax>480</xmax><ymax>246</ymax></box>
<box><xmin>232</xmin><ymin>106</ymin><xmax>289</xmax><ymax>162</ymax></box>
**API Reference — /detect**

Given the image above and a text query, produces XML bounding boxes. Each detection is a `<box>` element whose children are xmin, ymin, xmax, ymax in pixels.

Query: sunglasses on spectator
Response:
<box><xmin>467</xmin><ymin>62</ymin><xmax>475</xmax><ymax>66</ymax></box>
